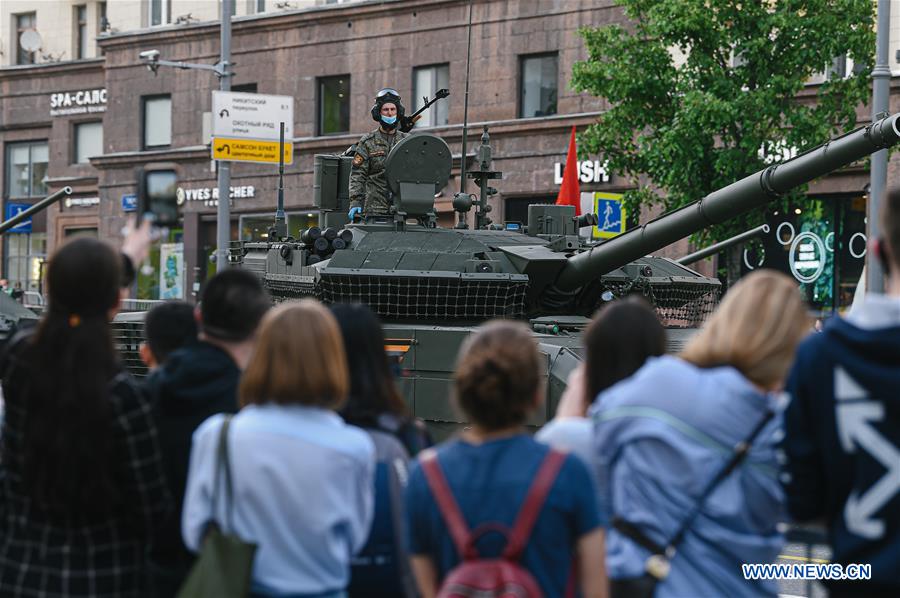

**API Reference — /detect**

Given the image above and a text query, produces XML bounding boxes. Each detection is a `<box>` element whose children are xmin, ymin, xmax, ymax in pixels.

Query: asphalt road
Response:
<box><xmin>777</xmin><ymin>542</ymin><xmax>832</xmax><ymax>598</ymax></box>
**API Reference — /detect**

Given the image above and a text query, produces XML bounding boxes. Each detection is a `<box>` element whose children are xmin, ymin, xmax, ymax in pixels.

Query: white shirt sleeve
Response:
<box><xmin>181</xmin><ymin>414</ymin><xmax>226</xmax><ymax>553</ymax></box>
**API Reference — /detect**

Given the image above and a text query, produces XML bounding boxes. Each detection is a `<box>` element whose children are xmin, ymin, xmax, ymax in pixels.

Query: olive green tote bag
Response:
<box><xmin>177</xmin><ymin>416</ymin><xmax>257</xmax><ymax>598</ymax></box>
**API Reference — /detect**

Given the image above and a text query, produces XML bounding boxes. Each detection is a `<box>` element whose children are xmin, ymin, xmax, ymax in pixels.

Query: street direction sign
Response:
<box><xmin>212</xmin><ymin>91</ymin><xmax>293</xmax><ymax>141</ymax></box>
<box><xmin>211</xmin><ymin>137</ymin><xmax>293</xmax><ymax>164</ymax></box>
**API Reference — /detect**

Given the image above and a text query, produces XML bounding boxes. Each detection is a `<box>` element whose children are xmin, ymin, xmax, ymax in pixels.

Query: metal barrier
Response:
<box><xmin>120</xmin><ymin>298</ymin><xmax>166</xmax><ymax>312</ymax></box>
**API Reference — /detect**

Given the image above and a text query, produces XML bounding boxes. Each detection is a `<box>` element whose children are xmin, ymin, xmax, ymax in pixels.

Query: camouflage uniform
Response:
<box><xmin>349</xmin><ymin>128</ymin><xmax>409</xmax><ymax>214</ymax></box>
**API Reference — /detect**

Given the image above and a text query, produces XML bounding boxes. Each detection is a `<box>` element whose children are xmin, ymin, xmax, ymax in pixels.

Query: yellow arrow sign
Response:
<box><xmin>211</xmin><ymin>137</ymin><xmax>293</xmax><ymax>164</ymax></box>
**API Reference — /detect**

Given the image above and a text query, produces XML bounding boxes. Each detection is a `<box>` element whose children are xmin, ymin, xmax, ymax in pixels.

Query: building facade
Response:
<box><xmin>0</xmin><ymin>0</ymin><xmax>897</xmax><ymax>310</ymax></box>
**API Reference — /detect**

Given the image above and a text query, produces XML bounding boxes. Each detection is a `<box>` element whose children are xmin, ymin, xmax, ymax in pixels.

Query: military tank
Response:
<box><xmin>231</xmin><ymin>113</ymin><xmax>900</xmax><ymax>436</ymax></box>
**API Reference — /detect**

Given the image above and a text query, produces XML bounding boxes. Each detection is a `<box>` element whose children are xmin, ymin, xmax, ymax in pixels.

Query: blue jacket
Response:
<box><xmin>591</xmin><ymin>355</ymin><xmax>784</xmax><ymax>597</ymax></box>
<box><xmin>783</xmin><ymin>294</ymin><xmax>900</xmax><ymax>594</ymax></box>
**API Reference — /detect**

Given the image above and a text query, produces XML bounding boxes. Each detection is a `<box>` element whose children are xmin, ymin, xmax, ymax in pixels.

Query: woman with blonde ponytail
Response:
<box><xmin>593</xmin><ymin>270</ymin><xmax>811</xmax><ymax>598</ymax></box>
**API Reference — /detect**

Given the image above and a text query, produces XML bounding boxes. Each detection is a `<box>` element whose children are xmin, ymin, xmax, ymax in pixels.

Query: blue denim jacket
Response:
<box><xmin>591</xmin><ymin>355</ymin><xmax>785</xmax><ymax>597</ymax></box>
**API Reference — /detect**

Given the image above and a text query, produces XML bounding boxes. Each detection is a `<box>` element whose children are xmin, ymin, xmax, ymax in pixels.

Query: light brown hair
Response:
<box><xmin>240</xmin><ymin>299</ymin><xmax>348</xmax><ymax>409</ymax></box>
<box><xmin>680</xmin><ymin>270</ymin><xmax>811</xmax><ymax>389</ymax></box>
<box><xmin>454</xmin><ymin>320</ymin><xmax>543</xmax><ymax>431</ymax></box>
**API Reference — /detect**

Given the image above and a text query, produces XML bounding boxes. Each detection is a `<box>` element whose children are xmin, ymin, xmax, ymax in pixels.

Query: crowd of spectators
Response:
<box><xmin>0</xmin><ymin>189</ymin><xmax>899</xmax><ymax>597</ymax></box>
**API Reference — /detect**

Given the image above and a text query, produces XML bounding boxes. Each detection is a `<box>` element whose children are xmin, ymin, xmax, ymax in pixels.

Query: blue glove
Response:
<box><xmin>348</xmin><ymin>206</ymin><xmax>362</xmax><ymax>220</ymax></box>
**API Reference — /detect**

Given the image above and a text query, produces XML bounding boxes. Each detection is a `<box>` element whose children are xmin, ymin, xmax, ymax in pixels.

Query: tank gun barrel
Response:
<box><xmin>0</xmin><ymin>186</ymin><xmax>72</xmax><ymax>235</ymax></box>
<box><xmin>677</xmin><ymin>224</ymin><xmax>769</xmax><ymax>266</ymax></box>
<box><xmin>555</xmin><ymin>113</ymin><xmax>900</xmax><ymax>291</ymax></box>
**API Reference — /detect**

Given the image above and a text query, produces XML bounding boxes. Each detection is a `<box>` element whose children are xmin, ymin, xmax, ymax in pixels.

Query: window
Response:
<box><xmin>6</xmin><ymin>232</ymin><xmax>47</xmax><ymax>292</ymax></box>
<box><xmin>318</xmin><ymin>76</ymin><xmax>350</xmax><ymax>135</ymax></box>
<box><xmin>4</xmin><ymin>142</ymin><xmax>48</xmax><ymax>293</ymax></box>
<box><xmin>143</xmin><ymin>95</ymin><xmax>172</xmax><ymax>148</ymax></box>
<box><xmin>149</xmin><ymin>0</ymin><xmax>170</xmax><ymax>26</ymax></box>
<box><xmin>6</xmin><ymin>141</ymin><xmax>48</xmax><ymax>198</ymax></box>
<box><xmin>256</xmin><ymin>0</ymin><xmax>266</xmax><ymax>12</ymax></box>
<box><xmin>14</xmin><ymin>13</ymin><xmax>37</xmax><ymax>65</ymax></box>
<box><xmin>98</xmin><ymin>2</ymin><xmax>108</xmax><ymax>53</ymax></box>
<box><xmin>75</xmin><ymin>5</ymin><xmax>87</xmax><ymax>59</ymax></box>
<box><xmin>74</xmin><ymin>121</ymin><xmax>103</xmax><ymax>163</ymax></box>
<box><xmin>519</xmin><ymin>53</ymin><xmax>558</xmax><ymax>118</ymax></box>
<box><xmin>807</xmin><ymin>55</ymin><xmax>866</xmax><ymax>86</ymax></box>
<box><xmin>413</xmin><ymin>64</ymin><xmax>450</xmax><ymax>127</ymax></box>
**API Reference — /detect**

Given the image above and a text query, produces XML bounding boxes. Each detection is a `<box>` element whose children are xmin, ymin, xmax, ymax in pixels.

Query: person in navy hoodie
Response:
<box><xmin>783</xmin><ymin>187</ymin><xmax>900</xmax><ymax>597</ymax></box>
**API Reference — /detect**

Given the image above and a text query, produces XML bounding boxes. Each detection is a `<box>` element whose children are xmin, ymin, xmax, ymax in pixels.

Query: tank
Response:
<box><xmin>232</xmin><ymin>113</ymin><xmax>900</xmax><ymax>437</ymax></box>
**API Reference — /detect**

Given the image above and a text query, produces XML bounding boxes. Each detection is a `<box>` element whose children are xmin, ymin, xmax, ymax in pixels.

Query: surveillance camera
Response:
<box><xmin>139</xmin><ymin>50</ymin><xmax>160</xmax><ymax>62</ymax></box>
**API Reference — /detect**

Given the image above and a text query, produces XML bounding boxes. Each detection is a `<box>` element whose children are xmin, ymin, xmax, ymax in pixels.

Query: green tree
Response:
<box><xmin>572</xmin><ymin>0</ymin><xmax>875</xmax><ymax>245</ymax></box>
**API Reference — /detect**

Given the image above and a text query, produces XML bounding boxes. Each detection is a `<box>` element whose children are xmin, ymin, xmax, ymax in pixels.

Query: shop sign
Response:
<box><xmin>4</xmin><ymin>203</ymin><xmax>32</xmax><ymax>233</ymax></box>
<box><xmin>122</xmin><ymin>194</ymin><xmax>138</xmax><ymax>212</ymax></box>
<box><xmin>554</xmin><ymin>160</ymin><xmax>609</xmax><ymax>185</ymax></box>
<box><xmin>64</xmin><ymin>197</ymin><xmax>100</xmax><ymax>208</ymax></box>
<box><xmin>49</xmin><ymin>88</ymin><xmax>107</xmax><ymax>117</ymax></box>
<box><xmin>593</xmin><ymin>192</ymin><xmax>626</xmax><ymax>239</ymax></box>
<box><xmin>789</xmin><ymin>232</ymin><xmax>826</xmax><ymax>284</ymax></box>
<box><xmin>176</xmin><ymin>185</ymin><xmax>256</xmax><ymax>208</ymax></box>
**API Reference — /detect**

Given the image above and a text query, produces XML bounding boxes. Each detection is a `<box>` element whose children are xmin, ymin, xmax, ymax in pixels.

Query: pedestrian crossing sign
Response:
<box><xmin>593</xmin><ymin>192</ymin><xmax>626</xmax><ymax>239</ymax></box>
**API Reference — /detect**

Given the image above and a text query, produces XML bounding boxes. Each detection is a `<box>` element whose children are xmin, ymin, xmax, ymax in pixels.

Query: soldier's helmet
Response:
<box><xmin>371</xmin><ymin>88</ymin><xmax>406</xmax><ymax>122</ymax></box>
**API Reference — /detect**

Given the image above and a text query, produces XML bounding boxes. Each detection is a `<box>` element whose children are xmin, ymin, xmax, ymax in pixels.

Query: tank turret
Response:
<box><xmin>233</xmin><ymin>113</ymin><xmax>900</xmax><ymax>328</ymax></box>
<box><xmin>228</xmin><ymin>114</ymin><xmax>900</xmax><ymax>435</ymax></box>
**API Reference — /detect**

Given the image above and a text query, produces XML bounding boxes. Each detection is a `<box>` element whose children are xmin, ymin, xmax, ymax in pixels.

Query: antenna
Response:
<box><xmin>459</xmin><ymin>0</ymin><xmax>474</xmax><ymax>194</ymax></box>
<box><xmin>452</xmin><ymin>0</ymin><xmax>475</xmax><ymax>229</ymax></box>
<box><xmin>273</xmin><ymin>121</ymin><xmax>287</xmax><ymax>239</ymax></box>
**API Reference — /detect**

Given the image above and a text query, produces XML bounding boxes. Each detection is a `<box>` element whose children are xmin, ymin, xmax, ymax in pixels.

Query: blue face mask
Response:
<box><xmin>381</xmin><ymin>115</ymin><xmax>397</xmax><ymax>125</ymax></box>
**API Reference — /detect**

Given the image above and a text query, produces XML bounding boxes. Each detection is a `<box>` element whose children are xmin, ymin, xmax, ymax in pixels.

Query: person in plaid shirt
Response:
<box><xmin>0</xmin><ymin>234</ymin><xmax>170</xmax><ymax>597</ymax></box>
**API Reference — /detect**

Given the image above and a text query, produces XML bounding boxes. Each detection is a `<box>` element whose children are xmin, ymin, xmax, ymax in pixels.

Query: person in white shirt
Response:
<box><xmin>182</xmin><ymin>299</ymin><xmax>375</xmax><ymax>598</ymax></box>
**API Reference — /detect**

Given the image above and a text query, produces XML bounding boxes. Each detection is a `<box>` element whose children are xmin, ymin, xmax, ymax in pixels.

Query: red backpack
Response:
<box><xmin>420</xmin><ymin>448</ymin><xmax>567</xmax><ymax>598</ymax></box>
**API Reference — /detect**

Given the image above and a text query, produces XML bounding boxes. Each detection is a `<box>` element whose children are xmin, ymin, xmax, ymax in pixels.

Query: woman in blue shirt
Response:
<box><xmin>182</xmin><ymin>300</ymin><xmax>375</xmax><ymax>598</ymax></box>
<box><xmin>405</xmin><ymin>321</ymin><xmax>608</xmax><ymax>598</ymax></box>
<box><xmin>592</xmin><ymin>270</ymin><xmax>811</xmax><ymax>597</ymax></box>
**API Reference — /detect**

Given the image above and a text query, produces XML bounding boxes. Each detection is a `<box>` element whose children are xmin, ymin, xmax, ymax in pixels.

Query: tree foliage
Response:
<box><xmin>571</xmin><ymin>0</ymin><xmax>876</xmax><ymax>243</ymax></box>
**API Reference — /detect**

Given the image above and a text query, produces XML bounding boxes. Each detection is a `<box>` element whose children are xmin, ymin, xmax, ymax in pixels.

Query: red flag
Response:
<box><xmin>555</xmin><ymin>126</ymin><xmax>581</xmax><ymax>215</ymax></box>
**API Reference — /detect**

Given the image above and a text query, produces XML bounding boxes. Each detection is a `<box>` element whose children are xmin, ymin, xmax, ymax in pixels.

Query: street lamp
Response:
<box><xmin>138</xmin><ymin>48</ymin><xmax>230</xmax><ymax>79</ymax></box>
<box><xmin>137</xmin><ymin>0</ymin><xmax>234</xmax><ymax>274</ymax></box>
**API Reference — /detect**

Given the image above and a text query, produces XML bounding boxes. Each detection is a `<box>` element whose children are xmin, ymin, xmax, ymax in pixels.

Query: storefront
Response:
<box><xmin>740</xmin><ymin>193</ymin><xmax>868</xmax><ymax>314</ymax></box>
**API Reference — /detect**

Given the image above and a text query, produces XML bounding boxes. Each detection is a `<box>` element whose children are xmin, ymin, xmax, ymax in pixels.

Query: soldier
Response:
<box><xmin>348</xmin><ymin>88</ymin><xmax>410</xmax><ymax>219</ymax></box>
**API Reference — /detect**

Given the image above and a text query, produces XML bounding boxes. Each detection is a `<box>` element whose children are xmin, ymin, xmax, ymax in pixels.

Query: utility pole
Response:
<box><xmin>215</xmin><ymin>0</ymin><xmax>233</xmax><ymax>272</ymax></box>
<box><xmin>868</xmin><ymin>0</ymin><xmax>890</xmax><ymax>293</ymax></box>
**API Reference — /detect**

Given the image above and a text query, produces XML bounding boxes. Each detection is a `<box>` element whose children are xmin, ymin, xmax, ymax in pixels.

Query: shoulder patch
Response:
<box><xmin>353</xmin><ymin>153</ymin><xmax>364</xmax><ymax>166</ymax></box>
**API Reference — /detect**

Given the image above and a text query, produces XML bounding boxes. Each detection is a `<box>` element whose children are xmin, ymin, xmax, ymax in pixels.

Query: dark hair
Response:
<box><xmin>199</xmin><ymin>269</ymin><xmax>270</xmax><ymax>342</ymax></box>
<box><xmin>583</xmin><ymin>295</ymin><xmax>666</xmax><ymax>403</ymax></box>
<box><xmin>330</xmin><ymin>303</ymin><xmax>407</xmax><ymax>426</ymax></box>
<box><xmin>22</xmin><ymin>237</ymin><xmax>122</xmax><ymax>515</ymax></box>
<box><xmin>454</xmin><ymin>320</ymin><xmax>542</xmax><ymax>431</ymax></box>
<box><xmin>144</xmin><ymin>300</ymin><xmax>198</xmax><ymax>363</ymax></box>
